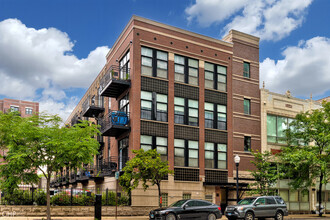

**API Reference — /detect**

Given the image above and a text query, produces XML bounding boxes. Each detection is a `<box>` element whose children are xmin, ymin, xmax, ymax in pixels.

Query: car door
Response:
<box><xmin>265</xmin><ymin>197</ymin><xmax>277</xmax><ymax>217</ymax></box>
<box><xmin>253</xmin><ymin>198</ymin><xmax>268</xmax><ymax>217</ymax></box>
<box><xmin>180</xmin><ymin>200</ymin><xmax>197</xmax><ymax>219</ymax></box>
<box><xmin>191</xmin><ymin>200</ymin><xmax>210</xmax><ymax>219</ymax></box>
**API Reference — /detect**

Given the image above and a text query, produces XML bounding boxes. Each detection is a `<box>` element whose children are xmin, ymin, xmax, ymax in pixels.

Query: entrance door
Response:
<box><xmin>118</xmin><ymin>137</ymin><xmax>129</xmax><ymax>171</ymax></box>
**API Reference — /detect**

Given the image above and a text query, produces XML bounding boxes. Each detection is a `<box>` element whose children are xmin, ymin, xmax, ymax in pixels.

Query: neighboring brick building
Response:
<box><xmin>260</xmin><ymin>88</ymin><xmax>330</xmax><ymax>213</ymax></box>
<box><xmin>61</xmin><ymin>16</ymin><xmax>261</xmax><ymax>207</ymax></box>
<box><xmin>0</xmin><ymin>98</ymin><xmax>39</xmax><ymax>163</ymax></box>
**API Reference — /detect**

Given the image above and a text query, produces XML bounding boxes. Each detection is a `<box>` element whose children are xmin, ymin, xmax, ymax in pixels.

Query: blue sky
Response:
<box><xmin>0</xmin><ymin>0</ymin><xmax>329</xmax><ymax>121</ymax></box>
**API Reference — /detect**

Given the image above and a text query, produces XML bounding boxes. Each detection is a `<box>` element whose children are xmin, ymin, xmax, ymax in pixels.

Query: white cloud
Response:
<box><xmin>185</xmin><ymin>0</ymin><xmax>313</xmax><ymax>41</ymax></box>
<box><xmin>260</xmin><ymin>36</ymin><xmax>330</xmax><ymax>97</ymax></box>
<box><xmin>0</xmin><ymin>18</ymin><xmax>109</xmax><ymax>99</ymax></box>
<box><xmin>39</xmin><ymin>96</ymin><xmax>79</xmax><ymax>123</ymax></box>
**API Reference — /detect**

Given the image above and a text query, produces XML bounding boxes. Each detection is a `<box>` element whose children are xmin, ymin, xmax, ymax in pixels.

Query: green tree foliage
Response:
<box><xmin>248</xmin><ymin>150</ymin><xmax>279</xmax><ymax>196</ymax></box>
<box><xmin>0</xmin><ymin>112</ymin><xmax>100</xmax><ymax>220</ymax></box>
<box><xmin>279</xmin><ymin>101</ymin><xmax>329</xmax><ymax>216</ymax></box>
<box><xmin>119</xmin><ymin>149</ymin><xmax>173</xmax><ymax>207</ymax></box>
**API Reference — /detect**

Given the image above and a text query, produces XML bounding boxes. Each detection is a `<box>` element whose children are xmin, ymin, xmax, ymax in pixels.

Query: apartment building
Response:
<box><xmin>61</xmin><ymin>16</ymin><xmax>261</xmax><ymax>207</ymax></box>
<box><xmin>0</xmin><ymin>98</ymin><xmax>39</xmax><ymax>163</ymax></box>
<box><xmin>260</xmin><ymin>88</ymin><xmax>330</xmax><ymax>213</ymax></box>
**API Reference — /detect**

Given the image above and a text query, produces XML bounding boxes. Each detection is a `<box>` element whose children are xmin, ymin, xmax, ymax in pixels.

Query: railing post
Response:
<box><xmin>95</xmin><ymin>194</ymin><xmax>102</xmax><ymax>220</ymax></box>
<box><xmin>71</xmin><ymin>187</ymin><xmax>73</xmax><ymax>206</ymax></box>
<box><xmin>106</xmin><ymin>188</ymin><xmax>109</xmax><ymax>205</ymax></box>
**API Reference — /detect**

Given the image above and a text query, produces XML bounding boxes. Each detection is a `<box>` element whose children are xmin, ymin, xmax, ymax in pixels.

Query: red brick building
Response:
<box><xmin>0</xmin><ymin>98</ymin><xmax>39</xmax><ymax>163</ymax></box>
<box><xmin>63</xmin><ymin>16</ymin><xmax>261</xmax><ymax>207</ymax></box>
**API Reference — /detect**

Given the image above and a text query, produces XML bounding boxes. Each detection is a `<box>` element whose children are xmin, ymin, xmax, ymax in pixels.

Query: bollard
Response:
<box><xmin>95</xmin><ymin>194</ymin><xmax>102</xmax><ymax>220</ymax></box>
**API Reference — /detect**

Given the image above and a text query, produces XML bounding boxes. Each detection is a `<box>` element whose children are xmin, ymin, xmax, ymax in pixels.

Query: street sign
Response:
<box><xmin>115</xmin><ymin>171</ymin><xmax>119</xmax><ymax>179</ymax></box>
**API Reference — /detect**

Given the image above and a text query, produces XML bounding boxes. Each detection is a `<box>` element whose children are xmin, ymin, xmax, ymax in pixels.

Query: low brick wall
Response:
<box><xmin>0</xmin><ymin>205</ymin><xmax>156</xmax><ymax>216</ymax></box>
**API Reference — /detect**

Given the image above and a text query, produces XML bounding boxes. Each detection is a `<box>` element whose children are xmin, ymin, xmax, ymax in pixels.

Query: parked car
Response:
<box><xmin>149</xmin><ymin>199</ymin><xmax>222</xmax><ymax>220</ymax></box>
<box><xmin>224</xmin><ymin>196</ymin><xmax>288</xmax><ymax>220</ymax></box>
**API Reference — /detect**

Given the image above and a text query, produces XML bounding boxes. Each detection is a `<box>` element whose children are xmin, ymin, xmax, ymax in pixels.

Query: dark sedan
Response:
<box><xmin>149</xmin><ymin>199</ymin><xmax>222</xmax><ymax>220</ymax></box>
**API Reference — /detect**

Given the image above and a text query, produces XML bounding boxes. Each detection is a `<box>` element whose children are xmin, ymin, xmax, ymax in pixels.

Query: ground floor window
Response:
<box><xmin>162</xmin><ymin>193</ymin><xmax>168</xmax><ymax>207</ymax></box>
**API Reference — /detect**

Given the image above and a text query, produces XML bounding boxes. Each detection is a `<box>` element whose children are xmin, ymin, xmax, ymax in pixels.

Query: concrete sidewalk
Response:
<box><xmin>2</xmin><ymin>215</ymin><xmax>330</xmax><ymax>220</ymax></box>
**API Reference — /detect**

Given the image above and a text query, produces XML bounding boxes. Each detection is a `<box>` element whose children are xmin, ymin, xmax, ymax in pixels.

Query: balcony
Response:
<box><xmin>99</xmin><ymin>111</ymin><xmax>130</xmax><ymax>137</ymax></box>
<box><xmin>82</xmin><ymin>95</ymin><xmax>105</xmax><ymax>118</ymax></box>
<box><xmin>99</xmin><ymin>65</ymin><xmax>130</xmax><ymax>99</ymax></box>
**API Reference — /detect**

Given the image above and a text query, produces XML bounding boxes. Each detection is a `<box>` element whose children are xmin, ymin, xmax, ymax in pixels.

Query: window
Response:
<box><xmin>205</xmin><ymin>195</ymin><xmax>213</xmax><ymax>203</ymax></box>
<box><xmin>188</xmin><ymin>141</ymin><xmax>199</xmax><ymax>167</ymax></box>
<box><xmin>205</xmin><ymin>62</ymin><xmax>227</xmax><ymax>91</ymax></box>
<box><xmin>244</xmin><ymin>99</ymin><xmax>250</xmax><ymax>115</ymax></box>
<box><xmin>205</xmin><ymin>103</ymin><xmax>227</xmax><ymax>130</ymax></box>
<box><xmin>141</xmin><ymin>47</ymin><xmax>168</xmax><ymax>79</ymax></box>
<box><xmin>161</xmin><ymin>193</ymin><xmax>168</xmax><ymax>207</ymax></box>
<box><xmin>267</xmin><ymin>115</ymin><xmax>295</xmax><ymax>144</ymax></box>
<box><xmin>275</xmin><ymin>197</ymin><xmax>285</xmax><ymax>204</ymax></box>
<box><xmin>120</xmin><ymin>51</ymin><xmax>130</xmax><ymax>79</ymax></box>
<box><xmin>141</xmin><ymin>135</ymin><xmax>168</xmax><ymax>161</ymax></box>
<box><xmin>174</xmin><ymin>97</ymin><xmax>198</xmax><ymax>126</ymax></box>
<box><xmin>205</xmin><ymin>143</ymin><xmax>227</xmax><ymax>169</ymax></box>
<box><xmin>182</xmin><ymin>194</ymin><xmax>191</xmax><ymax>200</ymax></box>
<box><xmin>243</xmin><ymin>62</ymin><xmax>250</xmax><ymax>78</ymax></box>
<box><xmin>119</xmin><ymin>94</ymin><xmax>129</xmax><ymax>113</ymax></box>
<box><xmin>255</xmin><ymin>198</ymin><xmax>266</xmax><ymax>205</ymax></box>
<box><xmin>25</xmin><ymin>108</ymin><xmax>33</xmax><ymax>115</ymax></box>
<box><xmin>174</xmin><ymin>139</ymin><xmax>199</xmax><ymax>167</ymax></box>
<box><xmin>10</xmin><ymin>106</ymin><xmax>19</xmax><ymax>112</ymax></box>
<box><xmin>141</xmin><ymin>91</ymin><xmax>168</xmax><ymax>122</ymax></box>
<box><xmin>244</xmin><ymin>136</ymin><xmax>251</xmax><ymax>152</ymax></box>
<box><xmin>174</xmin><ymin>55</ymin><xmax>199</xmax><ymax>85</ymax></box>
<box><xmin>266</xmin><ymin>197</ymin><xmax>276</xmax><ymax>204</ymax></box>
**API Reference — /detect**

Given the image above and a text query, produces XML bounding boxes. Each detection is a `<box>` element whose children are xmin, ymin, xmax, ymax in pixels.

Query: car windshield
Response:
<box><xmin>169</xmin><ymin>200</ymin><xmax>187</xmax><ymax>207</ymax></box>
<box><xmin>238</xmin><ymin>198</ymin><xmax>256</xmax><ymax>205</ymax></box>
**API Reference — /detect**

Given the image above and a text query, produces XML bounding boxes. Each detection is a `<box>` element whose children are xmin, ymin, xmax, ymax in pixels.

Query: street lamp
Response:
<box><xmin>234</xmin><ymin>155</ymin><xmax>241</xmax><ymax>203</ymax></box>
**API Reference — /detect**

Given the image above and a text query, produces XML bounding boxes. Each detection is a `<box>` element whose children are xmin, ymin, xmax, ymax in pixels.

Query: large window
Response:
<box><xmin>141</xmin><ymin>91</ymin><xmax>168</xmax><ymax>122</ymax></box>
<box><xmin>205</xmin><ymin>143</ymin><xmax>227</xmax><ymax>169</ymax></box>
<box><xmin>174</xmin><ymin>55</ymin><xmax>199</xmax><ymax>85</ymax></box>
<box><xmin>10</xmin><ymin>106</ymin><xmax>19</xmax><ymax>112</ymax></box>
<box><xmin>25</xmin><ymin>108</ymin><xmax>33</xmax><ymax>115</ymax></box>
<box><xmin>141</xmin><ymin>47</ymin><xmax>168</xmax><ymax>79</ymax></box>
<box><xmin>267</xmin><ymin>115</ymin><xmax>294</xmax><ymax>144</ymax></box>
<box><xmin>205</xmin><ymin>62</ymin><xmax>227</xmax><ymax>92</ymax></box>
<box><xmin>244</xmin><ymin>99</ymin><xmax>251</xmax><ymax>115</ymax></box>
<box><xmin>243</xmin><ymin>62</ymin><xmax>250</xmax><ymax>78</ymax></box>
<box><xmin>174</xmin><ymin>139</ymin><xmax>199</xmax><ymax>167</ymax></box>
<box><xmin>141</xmin><ymin>135</ymin><xmax>168</xmax><ymax>161</ymax></box>
<box><xmin>119</xmin><ymin>94</ymin><xmax>129</xmax><ymax>113</ymax></box>
<box><xmin>120</xmin><ymin>51</ymin><xmax>130</xmax><ymax>79</ymax></box>
<box><xmin>174</xmin><ymin>97</ymin><xmax>198</xmax><ymax>126</ymax></box>
<box><xmin>205</xmin><ymin>103</ymin><xmax>227</xmax><ymax>130</ymax></box>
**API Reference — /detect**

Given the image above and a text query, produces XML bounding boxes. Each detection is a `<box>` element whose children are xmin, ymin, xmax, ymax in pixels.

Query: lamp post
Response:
<box><xmin>234</xmin><ymin>155</ymin><xmax>240</xmax><ymax>203</ymax></box>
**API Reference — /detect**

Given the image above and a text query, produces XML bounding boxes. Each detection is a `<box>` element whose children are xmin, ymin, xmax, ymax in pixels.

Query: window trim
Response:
<box><xmin>174</xmin><ymin>54</ymin><xmax>199</xmax><ymax>85</ymax></box>
<box><xmin>243</xmin><ymin>62</ymin><xmax>250</xmax><ymax>78</ymax></box>
<box><xmin>205</xmin><ymin>102</ymin><xmax>227</xmax><ymax>130</ymax></box>
<box><xmin>205</xmin><ymin>142</ymin><xmax>227</xmax><ymax>169</ymax></box>
<box><xmin>204</xmin><ymin>62</ymin><xmax>227</xmax><ymax>92</ymax></box>
<box><xmin>141</xmin><ymin>46</ymin><xmax>168</xmax><ymax>79</ymax></box>
<box><xmin>174</xmin><ymin>97</ymin><xmax>199</xmax><ymax>126</ymax></box>
<box><xmin>141</xmin><ymin>135</ymin><xmax>168</xmax><ymax>160</ymax></box>
<box><xmin>174</xmin><ymin>139</ymin><xmax>199</xmax><ymax>168</ymax></box>
<box><xmin>244</xmin><ymin>136</ymin><xmax>251</xmax><ymax>152</ymax></box>
<box><xmin>141</xmin><ymin>91</ymin><xmax>168</xmax><ymax>122</ymax></box>
<box><xmin>244</xmin><ymin>98</ymin><xmax>251</xmax><ymax>115</ymax></box>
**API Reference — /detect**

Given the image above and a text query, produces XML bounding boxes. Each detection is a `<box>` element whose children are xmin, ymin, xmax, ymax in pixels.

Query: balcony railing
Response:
<box><xmin>82</xmin><ymin>95</ymin><xmax>105</xmax><ymax>118</ymax></box>
<box><xmin>99</xmin><ymin>65</ymin><xmax>131</xmax><ymax>98</ymax></box>
<box><xmin>99</xmin><ymin>111</ymin><xmax>130</xmax><ymax>137</ymax></box>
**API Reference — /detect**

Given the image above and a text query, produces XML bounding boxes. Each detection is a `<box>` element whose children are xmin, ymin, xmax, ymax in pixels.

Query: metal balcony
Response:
<box><xmin>99</xmin><ymin>111</ymin><xmax>130</xmax><ymax>137</ymax></box>
<box><xmin>82</xmin><ymin>95</ymin><xmax>105</xmax><ymax>118</ymax></box>
<box><xmin>99</xmin><ymin>65</ymin><xmax>131</xmax><ymax>99</ymax></box>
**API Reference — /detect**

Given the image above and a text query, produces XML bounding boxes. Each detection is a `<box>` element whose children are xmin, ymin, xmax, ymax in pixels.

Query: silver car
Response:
<box><xmin>225</xmin><ymin>196</ymin><xmax>288</xmax><ymax>220</ymax></box>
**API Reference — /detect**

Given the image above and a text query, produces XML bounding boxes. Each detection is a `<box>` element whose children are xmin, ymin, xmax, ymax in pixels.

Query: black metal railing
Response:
<box><xmin>82</xmin><ymin>95</ymin><xmax>104</xmax><ymax>114</ymax></box>
<box><xmin>99</xmin><ymin>111</ymin><xmax>130</xmax><ymax>134</ymax></box>
<box><xmin>99</xmin><ymin>65</ymin><xmax>130</xmax><ymax>92</ymax></box>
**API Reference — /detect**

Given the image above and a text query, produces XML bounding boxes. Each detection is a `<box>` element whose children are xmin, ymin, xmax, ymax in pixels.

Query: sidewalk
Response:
<box><xmin>2</xmin><ymin>215</ymin><xmax>330</xmax><ymax>220</ymax></box>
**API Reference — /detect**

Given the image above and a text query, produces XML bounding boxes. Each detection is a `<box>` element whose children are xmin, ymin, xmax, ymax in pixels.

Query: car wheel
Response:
<box><xmin>245</xmin><ymin>212</ymin><xmax>255</xmax><ymax>220</ymax></box>
<box><xmin>165</xmin><ymin>213</ymin><xmax>176</xmax><ymax>220</ymax></box>
<box><xmin>207</xmin><ymin>213</ymin><xmax>216</xmax><ymax>220</ymax></box>
<box><xmin>274</xmin><ymin>211</ymin><xmax>283</xmax><ymax>220</ymax></box>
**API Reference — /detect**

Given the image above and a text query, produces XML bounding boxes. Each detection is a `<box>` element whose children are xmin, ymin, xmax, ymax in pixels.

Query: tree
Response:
<box><xmin>248</xmin><ymin>150</ymin><xmax>279</xmax><ymax>196</ymax></box>
<box><xmin>119</xmin><ymin>149</ymin><xmax>173</xmax><ymax>207</ymax></box>
<box><xmin>279</xmin><ymin>101</ymin><xmax>329</xmax><ymax>216</ymax></box>
<box><xmin>0</xmin><ymin>112</ymin><xmax>100</xmax><ymax>220</ymax></box>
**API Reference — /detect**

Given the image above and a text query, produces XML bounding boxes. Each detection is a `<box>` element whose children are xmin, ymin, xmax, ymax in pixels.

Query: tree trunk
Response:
<box><xmin>318</xmin><ymin>174</ymin><xmax>323</xmax><ymax>217</ymax></box>
<box><xmin>46</xmin><ymin>176</ymin><xmax>51</xmax><ymax>220</ymax></box>
<box><xmin>157</xmin><ymin>182</ymin><xmax>162</xmax><ymax>208</ymax></box>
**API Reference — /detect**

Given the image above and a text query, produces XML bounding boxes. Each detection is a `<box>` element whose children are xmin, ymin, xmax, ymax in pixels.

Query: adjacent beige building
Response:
<box><xmin>260</xmin><ymin>87</ymin><xmax>329</xmax><ymax>213</ymax></box>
